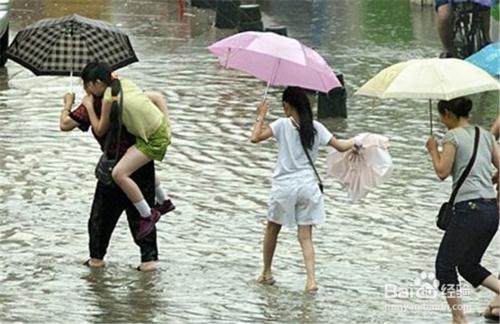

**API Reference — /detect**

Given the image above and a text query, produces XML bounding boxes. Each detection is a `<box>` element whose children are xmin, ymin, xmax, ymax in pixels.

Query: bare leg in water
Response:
<box><xmin>298</xmin><ymin>225</ymin><xmax>318</xmax><ymax>293</ymax></box>
<box><xmin>437</xmin><ymin>4</ymin><xmax>454</xmax><ymax>56</ymax></box>
<box><xmin>482</xmin><ymin>294</ymin><xmax>500</xmax><ymax>319</ymax></box>
<box><xmin>139</xmin><ymin>261</ymin><xmax>157</xmax><ymax>272</ymax></box>
<box><xmin>444</xmin><ymin>290</ymin><xmax>467</xmax><ymax>324</ymax></box>
<box><xmin>87</xmin><ymin>258</ymin><xmax>106</xmax><ymax>268</ymax></box>
<box><xmin>446</xmin><ymin>275</ymin><xmax>500</xmax><ymax>323</ymax></box>
<box><xmin>481</xmin><ymin>275</ymin><xmax>500</xmax><ymax>319</ymax></box>
<box><xmin>478</xmin><ymin>9</ymin><xmax>492</xmax><ymax>44</ymax></box>
<box><xmin>259</xmin><ymin>221</ymin><xmax>281</xmax><ymax>283</ymax></box>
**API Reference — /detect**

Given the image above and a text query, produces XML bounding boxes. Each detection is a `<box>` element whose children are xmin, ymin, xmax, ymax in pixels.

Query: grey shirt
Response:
<box><xmin>443</xmin><ymin>125</ymin><xmax>497</xmax><ymax>203</ymax></box>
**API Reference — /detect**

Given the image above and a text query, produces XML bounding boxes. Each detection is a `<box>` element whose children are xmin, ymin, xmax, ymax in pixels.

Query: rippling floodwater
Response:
<box><xmin>0</xmin><ymin>0</ymin><xmax>499</xmax><ymax>323</ymax></box>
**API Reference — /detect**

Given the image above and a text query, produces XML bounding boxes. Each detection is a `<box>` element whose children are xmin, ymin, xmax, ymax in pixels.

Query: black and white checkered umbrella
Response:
<box><xmin>6</xmin><ymin>14</ymin><xmax>138</xmax><ymax>76</ymax></box>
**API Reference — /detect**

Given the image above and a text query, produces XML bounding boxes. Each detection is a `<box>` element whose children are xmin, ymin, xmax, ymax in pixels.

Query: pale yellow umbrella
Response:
<box><xmin>356</xmin><ymin>58</ymin><xmax>500</xmax><ymax>134</ymax></box>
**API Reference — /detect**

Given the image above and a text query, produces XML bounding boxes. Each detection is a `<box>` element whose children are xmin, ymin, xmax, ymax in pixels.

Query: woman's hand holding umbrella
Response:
<box><xmin>425</xmin><ymin>136</ymin><xmax>439</xmax><ymax>154</ymax></box>
<box><xmin>251</xmin><ymin>100</ymin><xmax>273</xmax><ymax>144</ymax></box>
<box><xmin>256</xmin><ymin>100</ymin><xmax>268</xmax><ymax>120</ymax></box>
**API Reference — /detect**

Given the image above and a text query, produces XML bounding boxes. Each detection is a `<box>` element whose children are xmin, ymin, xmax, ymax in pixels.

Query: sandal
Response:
<box><xmin>482</xmin><ymin>305</ymin><xmax>500</xmax><ymax>321</ymax></box>
<box><xmin>257</xmin><ymin>274</ymin><xmax>276</xmax><ymax>285</ymax></box>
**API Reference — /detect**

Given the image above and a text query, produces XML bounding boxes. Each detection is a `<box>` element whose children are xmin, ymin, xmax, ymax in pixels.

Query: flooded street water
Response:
<box><xmin>0</xmin><ymin>0</ymin><xmax>499</xmax><ymax>323</ymax></box>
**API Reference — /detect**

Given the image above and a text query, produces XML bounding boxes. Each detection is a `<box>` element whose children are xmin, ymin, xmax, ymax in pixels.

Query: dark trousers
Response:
<box><xmin>436</xmin><ymin>199</ymin><xmax>499</xmax><ymax>291</ymax></box>
<box><xmin>88</xmin><ymin>161</ymin><xmax>158</xmax><ymax>262</ymax></box>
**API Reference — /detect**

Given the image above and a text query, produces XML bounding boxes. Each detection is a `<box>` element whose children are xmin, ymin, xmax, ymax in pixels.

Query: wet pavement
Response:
<box><xmin>0</xmin><ymin>0</ymin><xmax>499</xmax><ymax>323</ymax></box>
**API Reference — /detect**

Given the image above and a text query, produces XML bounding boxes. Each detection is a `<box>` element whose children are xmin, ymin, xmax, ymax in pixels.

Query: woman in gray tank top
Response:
<box><xmin>426</xmin><ymin>97</ymin><xmax>499</xmax><ymax>324</ymax></box>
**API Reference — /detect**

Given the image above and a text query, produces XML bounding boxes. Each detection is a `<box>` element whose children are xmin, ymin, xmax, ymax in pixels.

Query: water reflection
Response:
<box><xmin>1</xmin><ymin>0</ymin><xmax>499</xmax><ymax>323</ymax></box>
<box><xmin>254</xmin><ymin>284</ymin><xmax>319</xmax><ymax>323</ymax></box>
<box><xmin>261</xmin><ymin>0</ymin><xmax>438</xmax><ymax>48</ymax></box>
<box><xmin>0</xmin><ymin>67</ymin><xmax>10</xmax><ymax>90</ymax></box>
<box><xmin>83</xmin><ymin>270</ymin><xmax>161</xmax><ymax>323</ymax></box>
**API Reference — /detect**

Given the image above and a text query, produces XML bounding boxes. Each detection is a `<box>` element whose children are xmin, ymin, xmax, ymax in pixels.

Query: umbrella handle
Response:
<box><xmin>262</xmin><ymin>59</ymin><xmax>280</xmax><ymax>102</ymax></box>
<box><xmin>263</xmin><ymin>81</ymin><xmax>270</xmax><ymax>101</ymax></box>
<box><xmin>429</xmin><ymin>99</ymin><xmax>433</xmax><ymax>135</ymax></box>
<box><xmin>69</xmin><ymin>25</ymin><xmax>74</xmax><ymax>94</ymax></box>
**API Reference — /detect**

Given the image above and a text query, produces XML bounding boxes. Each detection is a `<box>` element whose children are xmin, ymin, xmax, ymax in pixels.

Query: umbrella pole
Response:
<box><xmin>263</xmin><ymin>59</ymin><xmax>280</xmax><ymax>102</ymax></box>
<box><xmin>263</xmin><ymin>81</ymin><xmax>270</xmax><ymax>101</ymax></box>
<box><xmin>69</xmin><ymin>24</ymin><xmax>74</xmax><ymax>93</ymax></box>
<box><xmin>429</xmin><ymin>99</ymin><xmax>433</xmax><ymax>135</ymax></box>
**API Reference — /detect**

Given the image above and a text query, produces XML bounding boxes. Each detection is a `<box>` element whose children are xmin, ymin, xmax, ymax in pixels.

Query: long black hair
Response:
<box><xmin>81</xmin><ymin>61</ymin><xmax>120</xmax><ymax>97</ymax></box>
<box><xmin>81</xmin><ymin>62</ymin><xmax>122</xmax><ymax>141</ymax></box>
<box><xmin>437</xmin><ymin>97</ymin><xmax>472</xmax><ymax>118</ymax></box>
<box><xmin>282</xmin><ymin>86</ymin><xmax>316</xmax><ymax>150</ymax></box>
<box><xmin>81</xmin><ymin>61</ymin><xmax>121</xmax><ymax>113</ymax></box>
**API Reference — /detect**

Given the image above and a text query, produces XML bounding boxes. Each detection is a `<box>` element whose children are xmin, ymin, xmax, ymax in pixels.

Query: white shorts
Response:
<box><xmin>268</xmin><ymin>177</ymin><xmax>325</xmax><ymax>227</ymax></box>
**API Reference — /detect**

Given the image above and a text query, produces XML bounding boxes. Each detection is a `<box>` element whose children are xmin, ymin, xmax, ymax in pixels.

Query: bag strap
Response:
<box><xmin>102</xmin><ymin>80</ymin><xmax>123</xmax><ymax>159</ymax></box>
<box><xmin>449</xmin><ymin>126</ymin><xmax>480</xmax><ymax>205</ymax></box>
<box><xmin>291</xmin><ymin>117</ymin><xmax>323</xmax><ymax>187</ymax></box>
<box><xmin>302</xmin><ymin>141</ymin><xmax>323</xmax><ymax>188</ymax></box>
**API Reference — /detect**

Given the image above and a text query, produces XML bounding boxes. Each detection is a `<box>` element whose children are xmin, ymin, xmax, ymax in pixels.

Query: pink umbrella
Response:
<box><xmin>208</xmin><ymin>31</ymin><xmax>341</xmax><ymax>96</ymax></box>
<box><xmin>327</xmin><ymin>133</ymin><xmax>393</xmax><ymax>202</ymax></box>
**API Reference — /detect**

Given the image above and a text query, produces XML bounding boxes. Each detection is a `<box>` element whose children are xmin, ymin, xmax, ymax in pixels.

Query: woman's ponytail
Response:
<box><xmin>282</xmin><ymin>87</ymin><xmax>316</xmax><ymax>150</ymax></box>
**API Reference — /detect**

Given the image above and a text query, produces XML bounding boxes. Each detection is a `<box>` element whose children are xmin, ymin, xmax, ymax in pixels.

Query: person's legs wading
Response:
<box><xmin>258</xmin><ymin>180</ymin><xmax>296</xmax><ymax>284</ymax></box>
<box><xmin>456</xmin><ymin>200</ymin><xmax>500</xmax><ymax>321</ymax></box>
<box><xmin>478</xmin><ymin>6</ymin><xmax>493</xmax><ymax>44</ymax></box>
<box><xmin>87</xmin><ymin>181</ymin><xmax>128</xmax><ymax>268</ymax></box>
<box><xmin>435</xmin><ymin>0</ymin><xmax>454</xmax><ymax>57</ymax></box>
<box><xmin>461</xmin><ymin>199</ymin><xmax>500</xmax><ymax>321</ymax></box>
<box><xmin>456</xmin><ymin>200</ymin><xmax>499</xmax><ymax>291</ymax></box>
<box><xmin>483</xmin><ymin>286</ymin><xmax>500</xmax><ymax>320</ymax></box>
<box><xmin>435</xmin><ymin>199</ymin><xmax>499</xmax><ymax>323</ymax></box>
<box><xmin>258</xmin><ymin>221</ymin><xmax>281</xmax><ymax>285</ymax></box>
<box><xmin>435</xmin><ymin>206</ymin><xmax>470</xmax><ymax>322</ymax></box>
<box><xmin>298</xmin><ymin>225</ymin><xmax>317</xmax><ymax>293</ymax></box>
<box><xmin>125</xmin><ymin>161</ymin><xmax>159</xmax><ymax>271</ymax></box>
<box><xmin>296</xmin><ymin>179</ymin><xmax>324</xmax><ymax>293</ymax></box>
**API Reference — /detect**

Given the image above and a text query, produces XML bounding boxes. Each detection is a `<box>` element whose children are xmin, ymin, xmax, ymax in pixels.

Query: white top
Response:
<box><xmin>270</xmin><ymin>117</ymin><xmax>333</xmax><ymax>181</ymax></box>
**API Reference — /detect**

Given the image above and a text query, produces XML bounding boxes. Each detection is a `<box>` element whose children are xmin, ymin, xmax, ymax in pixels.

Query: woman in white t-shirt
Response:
<box><xmin>251</xmin><ymin>86</ymin><xmax>358</xmax><ymax>293</ymax></box>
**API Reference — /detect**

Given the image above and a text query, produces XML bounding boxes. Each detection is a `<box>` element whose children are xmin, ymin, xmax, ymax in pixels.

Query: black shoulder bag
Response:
<box><xmin>436</xmin><ymin>126</ymin><xmax>480</xmax><ymax>230</ymax></box>
<box><xmin>94</xmin><ymin>80</ymin><xmax>123</xmax><ymax>186</ymax></box>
